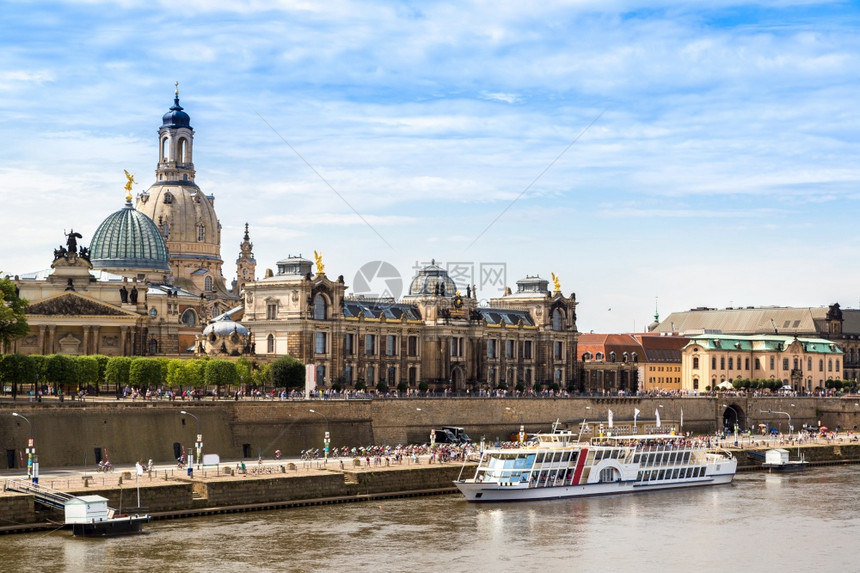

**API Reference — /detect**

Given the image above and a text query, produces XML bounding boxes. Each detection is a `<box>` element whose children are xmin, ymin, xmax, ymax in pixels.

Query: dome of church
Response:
<box><xmin>162</xmin><ymin>94</ymin><xmax>191</xmax><ymax>129</ymax></box>
<box><xmin>406</xmin><ymin>260</ymin><xmax>457</xmax><ymax>297</ymax></box>
<box><xmin>203</xmin><ymin>316</ymin><xmax>249</xmax><ymax>337</ymax></box>
<box><xmin>90</xmin><ymin>198</ymin><xmax>171</xmax><ymax>274</ymax></box>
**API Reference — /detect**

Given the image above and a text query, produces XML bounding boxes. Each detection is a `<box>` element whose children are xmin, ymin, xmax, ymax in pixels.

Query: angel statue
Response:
<box><xmin>123</xmin><ymin>169</ymin><xmax>137</xmax><ymax>193</ymax></box>
<box><xmin>313</xmin><ymin>250</ymin><xmax>325</xmax><ymax>275</ymax></box>
<box><xmin>551</xmin><ymin>272</ymin><xmax>561</xmax><ymax>293</ymax></box>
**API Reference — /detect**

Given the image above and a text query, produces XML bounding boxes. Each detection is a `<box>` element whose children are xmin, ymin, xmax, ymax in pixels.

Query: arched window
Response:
<box><xmin>267</xmin><ymin>334</ymin><xmax>274</xmax><ymax>353</ymax></box>
<box><xmin>693</xmin><ymin>356</ymin><xmax>700</xmax><ymax>369</ymax></box>
<box><xmin>177</xmin><ymin>138</ymin><xmax>188</xmax><ymax>163</ymax></box>
<box><xmin>595</xmin><ymin>352</ymin><xmax>604</xmax><ymax>361</ymax></box>
<box><xmin>551</xmin><ymin>309</ymin><xmax>563</xmax><ymax>331</ymax></box>
<box><xmin>313</xmin><ymin>293</ymin><xmax>327</xmax><ymax>320</ymax></box>
<box><xmin>581</xmin><ymin>352</ymin><xmax>592</xmax><ymax>361</ymax></box>
<box><xmin>631</xmin><ymin>352</ymin><xmax>638</xmax><ymax>363</ymax></box>
<box><xmin>609</xmin><ymin>351</ymin><xmax>616</xmax><ymax>363</ymax></box>
<box><xmin>163</xmin><ymin>192</ymin><xmax>174</xmax><ymax>204</ymax></box>
<box><xmin>181</xmin><ymin>308</ymin><xmax>197</xmax><ymax>327</ymax></box>
<box><xmin>162</xmin><ymin>222</ymin><xmax>169</xmax><ymax>238</ymax></box>
<box><xmin>205</xmin><ymin>276</ymin><xmax>213</xmax><ymax>291</ymax></box>
<box><xmin>622</xmin><ymin>352</ymin><xmax>629</xmax><ymax>363</ymax></box>
<box><xmin>161</xmin><ymin>137</ymin><xmax>169</xmax><ymax>161</ymax></box>
<box><xmin>198</xmin><ymin>225</ymin><xmax>205</xmax><ymax>242</ymax></box>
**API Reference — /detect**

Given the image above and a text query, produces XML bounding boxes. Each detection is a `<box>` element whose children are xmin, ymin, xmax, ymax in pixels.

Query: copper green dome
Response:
<box><xmin>90</xmin><ymin>198</ymin><xmax>171</xmax><ymax>274</ymax></box>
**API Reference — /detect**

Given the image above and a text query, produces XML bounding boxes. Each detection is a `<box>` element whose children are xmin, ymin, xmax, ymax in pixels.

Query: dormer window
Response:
<box><xmin>197</xmin><ymin>225</ymin><xmax>205</xmax><ymax>241</ymax></box>
<box><xmin>163</xmin><ymin>191</ymin><xmax>174</xmax><ymax>204</ymax></box>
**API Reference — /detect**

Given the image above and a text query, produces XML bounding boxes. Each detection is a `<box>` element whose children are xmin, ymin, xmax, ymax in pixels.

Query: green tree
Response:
<box><xmin>105</xmin><ymin>356</ymin><xmax>132</xmax><ymax>391</ymax></box>
<box><xmin>44</xmin><ymin>354</ymin><xmax>78</xmax><ymax>396</ymax></box>
<box><xmin>166</xmin><ymin>359</ymin><xmax>187</xmax><ymax>389</ymax></box>
<box><xmin>75</xmin><ymin>355</ymin><xmax>100</xmax><ymax>391</ymax></box>
<box><xmin>270</xmin><ymin>356</ymin><xmax>305</xmax><ymax>388</ymax></box>
<box><xmin>235</xmin><ymin>356</ymin><xmax>252</xmax><ymax>387</ymax></box>
<box><xmin>0</xmin><ymin>275</ymin><xmax>29</xmax><ymax>347</ymax></box>
<box><xmin>92</xmin><ymin>355</ymin><xmax>110</xmax><ymax>389</ymax></box>
<box><xmin>205</xmin><ymin>359</ymin><xmax>238</xmax><ymax>396</ymax></box>
<box><xmin>129</xmin><ymin>357</ymin><xmax>162</xmax><ymax>388</ymax></box>
<box><xmin>0</xmin><ymin>353</ymin><xmax>38</xmax><ymax>399</ymax></box>
<box><xmin>183</xmin><ymin>359</ymin><xmax>206</xmax><ymax>389</ymax></box>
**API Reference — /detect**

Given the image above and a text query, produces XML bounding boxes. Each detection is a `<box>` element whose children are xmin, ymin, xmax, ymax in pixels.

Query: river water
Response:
<box><xmin>3</xmin><ymin>466</ymin><xmax>857</xmax><ymax>572</ymax></box>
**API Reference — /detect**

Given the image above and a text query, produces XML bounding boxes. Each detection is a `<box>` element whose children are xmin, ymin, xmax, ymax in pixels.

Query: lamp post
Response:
<box><xmin>762</xmin><ymin>408</ymin><xmax>793</xmax><ymax>437</ymax></box>
<box><xmin>12</xmin><ymin>413</ymin><xmax>37</xmax><ymax>484</ymax></box>
<box><xmin>417</xmin><ymin>407</ymin><xmax>436</xmax><ymax>447</ymax></box>
<box><xmin>180</xmin><ymin>410</ymin><xmax>202</xmax><ymax>470</ymax></box>
<box><xmin>722</xmin><ymin>404</ymin><xmax>740</xmax><ymax>447</ymax></box>
<box><xmin>309</xmin><ymin>409</ymin><xmax>330</xmax><ymax>462</ymax></box>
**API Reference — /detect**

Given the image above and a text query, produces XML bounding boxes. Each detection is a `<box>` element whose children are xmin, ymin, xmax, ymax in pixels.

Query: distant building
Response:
<box><xmin>633</xmin><ymin>333</ymin><xmax>689</xmax><ymax>393</ymax></box>
<box><xmin>577</xmin><ymin>333</ymin><xmax>641</xmax><ymax>394</ymax></box>
<box><xmin>654</xmin><ymin>304</ymin><xmax>859</xmax><ymax>383</ymax></box>
<box><xmin>680</xmin><ymin>334</ymin><xmax>843</xmax><ymax>393</ymax></box>
<box><xmin>241</xmin><ymin>261</ymin><xmax>579</xmax><ymax>392</ymax></box>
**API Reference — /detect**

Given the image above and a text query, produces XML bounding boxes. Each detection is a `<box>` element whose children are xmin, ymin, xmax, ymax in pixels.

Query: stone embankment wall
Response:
<box><xmin>1</xmin><ymin>397</ymin><xmax>859</xmax><ymax>467</ymax></box>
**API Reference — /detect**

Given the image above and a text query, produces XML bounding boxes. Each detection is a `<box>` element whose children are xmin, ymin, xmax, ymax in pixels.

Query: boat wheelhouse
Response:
<box><xmin>454</xmin><ymin>429</ymin><xmax>737</xmax><ymax>502</ymax></box>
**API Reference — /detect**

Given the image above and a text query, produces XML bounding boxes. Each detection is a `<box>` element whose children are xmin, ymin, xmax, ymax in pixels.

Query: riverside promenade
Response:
<box><xmin>3</xmin><ymin>437</ymin><xmax>860</xmax><ymax>536</ymax></box>
<box><xmin>0</xmin><ymin>453</ymin><xmax>473</xmax><ymax>535</ymax></box>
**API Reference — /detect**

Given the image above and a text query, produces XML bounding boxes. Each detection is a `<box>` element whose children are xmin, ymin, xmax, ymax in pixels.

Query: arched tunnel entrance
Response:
<box><xmin>722</xmin><ymin>404</ymin><xmax>745</xmax><ymax>433</ymax></box>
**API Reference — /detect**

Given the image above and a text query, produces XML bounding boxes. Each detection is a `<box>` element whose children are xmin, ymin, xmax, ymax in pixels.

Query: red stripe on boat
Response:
<box><xmin>572</xmin><ymin>448</ymin><xmax>588</xmax><ymax>484</ymax></box>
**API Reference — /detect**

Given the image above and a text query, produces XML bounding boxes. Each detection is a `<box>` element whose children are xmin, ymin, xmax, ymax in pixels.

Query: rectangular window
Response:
<box><xmin>770</xmin><ymin>356</ymin><xmax>775</xmax><ymax>370</ymax></box>
<box><xmin>266</xmin><ymin>303</ymin><xmax>277</xmax><ymax>320</ymax></box>
<box><xmin>782</xmin><ymin>358</ymin><xmax>789</xmax><ymax>370</ymax></box>
<box><xmin>386</xmin><ymin>335</ymin><xmax>397</xmax><ymax>356</ymax></box>
<box><xmin>728</xmin><ymin>357</ymin><xmax>733</xmax><ymax>370</ymax></box>
<box><xmin>487</xmin><ymin>339</ymin><xmax>497</xmax><ymax>359</ymax></box>
<box><xmin>745</xmin><ymin>357</ymin><xmax>749</xmax><ymax>370</ymax></box>
<box><xmin>523</xmin><ymin>341</ymin><xmax>533</xmax><ymax>360</ymax></box>
<box><xmin>344</xmin><ymin>365</ymin><xmax>353</xmax><ymax>384</ymax></box>
<box><xmin>554</xmin><ymin>341</ymin><xmax>563</xmax><ymax>360</ymax></box>
<box><xmin>506</xmin><ymin>339</ymin><xmax>515</xmax><ymax>359</ymax></box>
<box><xmin>365</xmin><ymin>334</ymin><xmax>376</xmax><ymax>356</ymax></box>
<box><xmin>720</xmin><ymin>357</ymin><xmax>725</xmax><ymax>370</ymax></box>
<box><xmin>755</xmin><ymin>358</ymin><xmax>761</xmax><ymax>370</ymax></box>
<box><xmin>314</xmin><ymin>332</ymin><xmax>327</xmax><ymax>354</ymax></box>
<box><xmin>807</xmin><ymin>358</ymin><xmax>812</xmax><ymax>371</ymax></box>
<box><xmin>450</xmin><ymin>337</ymin><xmax>459</xmax><ymax>357</ymax></box>
<box><xmin>712</xmin><ymin>357</ymin><xmax>717</xmax><ymax>369</ymax></box>
<box><xmin>836</xmin><ymin>361</ymin><xmax>840</xmax><ymax>372</ymax></box>
<box><xmin>407</xmin><ymin>336</ymin><xmax>418</xmax><ymax>357</ymax></box>
<box><xmin>344</xmin><ymin>333</ymin><xmax>354</xmax><ymax>355</ymax></box>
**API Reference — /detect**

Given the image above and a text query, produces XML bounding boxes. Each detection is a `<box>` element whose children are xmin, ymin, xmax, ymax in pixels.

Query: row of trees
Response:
<box><xmin>715</xmin><ymin>378</ymin><xmax>858</xmax><ymax>393</ymax></box>
<box><xmin>0</xmin><ymin>353</ymin><xmax>307</xmax><ymax>397</ymax></box>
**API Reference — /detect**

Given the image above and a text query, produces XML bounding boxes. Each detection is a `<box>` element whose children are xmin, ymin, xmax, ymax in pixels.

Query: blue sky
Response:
<box><xmin>2</xmin><ymin>1</ymin><xmax>860</xmax><ymax>332</ymax></box>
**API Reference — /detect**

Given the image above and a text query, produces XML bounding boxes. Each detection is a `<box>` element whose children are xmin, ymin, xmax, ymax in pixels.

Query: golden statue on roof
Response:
<box><xmin>123</xmin><ymin>169</ymin><xmax>137</xmax><ymax>198</ymax></box>
<box><xmin>551</xmin><ymin>272</ymin><xmax>561</xmax><ymax>293</ymax></box>
<box><xmin>314</xmin><ymin>250</ymin><xmax>325</xmax><ymax>275</ymax></box>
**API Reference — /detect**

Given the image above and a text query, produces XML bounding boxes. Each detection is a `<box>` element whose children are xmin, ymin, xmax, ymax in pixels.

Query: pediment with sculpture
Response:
<box><xmin>27</xmin><ymin>292</ymin><xmax>134</xmax><ymax>317</ymax></box>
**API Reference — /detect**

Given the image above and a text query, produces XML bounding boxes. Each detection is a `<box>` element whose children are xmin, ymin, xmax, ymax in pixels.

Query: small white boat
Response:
<box><xmin>761</xmin><ymin>449</ymin><xmax>808</xmax><ymax>473</ymax></box>
<box><xmin>454</xmin><ymin>428</ymin><xmax>737</xmax><ymax>502</ymax></box>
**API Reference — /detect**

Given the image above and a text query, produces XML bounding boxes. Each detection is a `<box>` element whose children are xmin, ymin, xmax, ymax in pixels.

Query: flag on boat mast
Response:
<box><xmin>607</xmin><ymin>409</ymin><xmax>614</xmax><ymax>428</ymax></box>
<box><xmin>633</xmin><ymin>408</ymin><xmax>640</xmax><ymax>433</ymax></box>
<box><xmin>655</xmin><ymin>408</ymin><xmax>661</xmax><ymax>428</ymax></box>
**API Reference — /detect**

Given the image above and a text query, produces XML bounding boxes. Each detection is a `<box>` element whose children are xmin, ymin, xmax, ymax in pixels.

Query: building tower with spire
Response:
<box><xmin>135</xmin><ymin>84</ymin><xmax>238</xmax><ymax>318</ymax></box>
<box><xmin>233</xmin><ymin>223</ymin><xmax>256</xmax><ymax>296</ymax></box>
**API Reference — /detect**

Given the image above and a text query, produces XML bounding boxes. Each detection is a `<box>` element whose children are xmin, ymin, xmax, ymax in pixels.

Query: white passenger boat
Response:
<box><xmin>454</xmin><ymin>428</ymin><xmax>737</xmax><ymax>502</ymax></box>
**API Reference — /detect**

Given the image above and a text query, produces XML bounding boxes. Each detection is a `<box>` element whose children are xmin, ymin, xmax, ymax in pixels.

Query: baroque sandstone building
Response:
<box><xmin>4</xmin><ymin>89</ymin><xmax>245</xmax><ymax>357</ymax></box>
<box><xmin>240</xmin><ymin>259</ymin><xmax>580</xmax><ymax>392</ymax></box>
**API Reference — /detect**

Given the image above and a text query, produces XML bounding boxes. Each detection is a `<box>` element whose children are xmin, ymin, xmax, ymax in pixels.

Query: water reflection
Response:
<box><xmin>2</xmin><ymin>467</ymin><xmax>858</xmax><ymax>572</ymax></box>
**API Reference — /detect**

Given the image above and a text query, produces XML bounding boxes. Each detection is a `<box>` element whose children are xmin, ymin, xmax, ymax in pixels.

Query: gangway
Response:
<box><xmin>4</xmin><ymin>478</ymin><xmax>75</xmax><ymax>511</ymax></box>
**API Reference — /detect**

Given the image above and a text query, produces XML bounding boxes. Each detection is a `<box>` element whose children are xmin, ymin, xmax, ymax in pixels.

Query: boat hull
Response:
<box><xmin>455</xmin><ymin>471</ymin><xmax>736</xmax><ymax>502</ymax></box>
<box><xmin>71</xmin><ymin>515</ymin><xmax>150</xmax><ymax>537</ymax></box>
